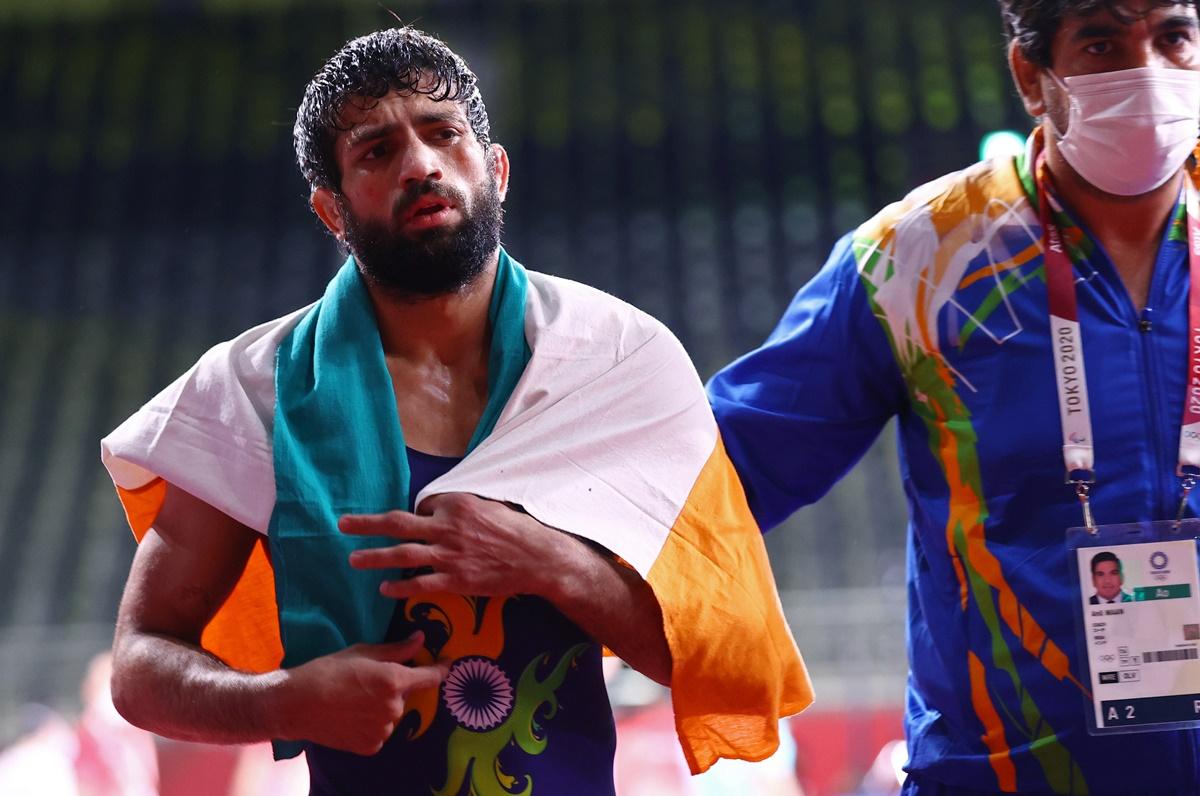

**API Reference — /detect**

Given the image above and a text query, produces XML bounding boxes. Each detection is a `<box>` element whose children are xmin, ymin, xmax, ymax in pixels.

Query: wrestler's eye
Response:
<box><xmin>362</xmin><ymin>142</ymin><xmax>390</xmax><ymax>161</ymax></box>
<box><xmin>429</xmin><ymin>127</ymin><xmax>463</xmax><ymax>145</ymax></box>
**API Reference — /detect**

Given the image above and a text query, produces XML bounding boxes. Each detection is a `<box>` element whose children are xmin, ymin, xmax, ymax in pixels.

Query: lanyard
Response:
<box><xmin>1037</xmin><ymin>153</ymin><xmax>1200</xmax><ymax>531</ymax></box>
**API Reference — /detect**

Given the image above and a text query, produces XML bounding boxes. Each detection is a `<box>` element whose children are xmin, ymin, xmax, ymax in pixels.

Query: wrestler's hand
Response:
<box><xmin>340</xmin><ymin>494</ymin><xmax>673</xmax><ymax>685</ymax></box>
<box><xmin>339</xmin><ymin>492</ymin><xmax>573</xmax><ymax>600</ymax></box>
<box><xmin>275</xmin><ymin>631</ymin><xmax>445</xmax><ymax>756</ymax></box>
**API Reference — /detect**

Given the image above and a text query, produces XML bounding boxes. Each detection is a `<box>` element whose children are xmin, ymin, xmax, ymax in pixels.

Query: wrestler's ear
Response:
<box><xmin>311</xmin><ymin>187</ymin><xmax>346</xmax><ymax>241</ymax></box>
<box><xmin>489</xmin><ymin>143</ymin><xmax>510</xmax><ymax>202</ymax></box>
<box><xmin>1009</xmin><ymin>40</ymin><xmax>1047</xmax><ymax>117</ymax></box>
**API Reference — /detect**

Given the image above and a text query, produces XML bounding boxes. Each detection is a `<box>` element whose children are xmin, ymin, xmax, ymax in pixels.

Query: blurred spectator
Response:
<box><xmin>0</xmin><ymin>653</ymin><xmax>157</xmax><ymax>795</ymax></box>
<box><xmin>0</xmin><ymin>705</ymin><xmax>79</xmax><ymax>795</ymax></box>
<box><xmin>227</xmin><ymin>744</ymin><xmax>309</xmax><ymax>796</ymax></box>
<box><xmin>75</xmin><ymin>653</ymin><xmax>158</xmax><ymax>796</ymax></box>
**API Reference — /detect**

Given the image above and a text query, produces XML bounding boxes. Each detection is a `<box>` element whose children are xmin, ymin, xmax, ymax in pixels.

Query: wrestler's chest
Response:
<box><xmin>385</xmin><ymin>355</ymin><xmax>488</xmax><ymax>454</ymax></box>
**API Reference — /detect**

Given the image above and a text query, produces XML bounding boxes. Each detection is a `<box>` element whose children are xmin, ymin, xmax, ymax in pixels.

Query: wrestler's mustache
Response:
<box><xmin>391</xmin><ymin>180</ymin><xmax>469</xmax><ymax>222</ymax></box>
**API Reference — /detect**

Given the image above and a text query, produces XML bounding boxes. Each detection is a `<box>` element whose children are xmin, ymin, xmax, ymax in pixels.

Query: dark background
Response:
<box><xmin>0</xmin><ymin>0</ymin><xmax>1030</xmax><ymax>739</ymax></box>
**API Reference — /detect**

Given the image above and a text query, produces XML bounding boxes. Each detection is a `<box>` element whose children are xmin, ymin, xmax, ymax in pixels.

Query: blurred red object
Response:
<box><xmin>790</xmin><ymin>706</ymin><xmax>903</xmax><ymax>796</ymax></box>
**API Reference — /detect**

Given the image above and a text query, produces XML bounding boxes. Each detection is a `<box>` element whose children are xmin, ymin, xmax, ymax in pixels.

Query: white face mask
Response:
<box><xmin>1047</xmin><ymin>66</ymin><xmax>1200</xmax><ymax>196</ymax></box>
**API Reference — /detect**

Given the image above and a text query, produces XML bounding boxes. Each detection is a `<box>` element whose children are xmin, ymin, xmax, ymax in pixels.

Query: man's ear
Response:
<box><xmin>311</xmin><ymin>187</ymin><xmax>346</xmax><ymax>240</ymax></box>
<box><xmin>489</xmin><ymin>143</ymin><xmax>510</xmax><ymax>201</ymax></box>
<box><xmin>1009</xmin><ymin>39</ymin><xmax>1047</xmax><ymax>117</ymax></box>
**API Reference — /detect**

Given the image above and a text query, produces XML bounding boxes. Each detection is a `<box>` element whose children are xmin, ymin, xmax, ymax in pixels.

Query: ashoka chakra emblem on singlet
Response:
<box><xmin>442</xmin><ymin>656</ymin><xmax>515</xmax><ymax>731</ymax></box>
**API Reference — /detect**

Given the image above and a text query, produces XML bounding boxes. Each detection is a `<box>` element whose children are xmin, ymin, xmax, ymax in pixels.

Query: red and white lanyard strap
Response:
<box><xmin>1036</xmin><ymin>153</ymin><xmax>1200</xmax><ymax>532</ymax></box>
<box><xmin>1037</xmin><ymin>154</ymin><xmax>1099</xmax><ymax>529</ymax></box>
<box><xmin>1178</xmin><ymin>166</ymin><xmax>1200</xmax><ymax>518</ymax></box>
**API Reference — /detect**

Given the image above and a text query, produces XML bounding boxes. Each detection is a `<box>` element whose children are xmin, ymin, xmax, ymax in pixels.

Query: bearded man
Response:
<box><xmin>101</xmin><ymin>27</ymin><xmax>810</xmax><ymax>795</ymax></box>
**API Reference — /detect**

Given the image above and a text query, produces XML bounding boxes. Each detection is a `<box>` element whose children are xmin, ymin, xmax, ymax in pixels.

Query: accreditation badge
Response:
<box><xmin>1069</xmin><ymin>520</ymin><xmax>1200</xmax><ymax>734</ymax></box>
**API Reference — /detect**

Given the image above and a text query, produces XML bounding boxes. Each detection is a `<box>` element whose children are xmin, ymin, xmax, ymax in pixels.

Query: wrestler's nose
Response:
<box><xmin>397</xmin><ymin>140</ymin><xmax>443</xmax><ymax>189</ymax></box>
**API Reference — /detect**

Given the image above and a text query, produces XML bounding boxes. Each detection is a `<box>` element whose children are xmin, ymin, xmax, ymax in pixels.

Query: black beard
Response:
<box><xmin>340</xmin><ymin>177</ymin><xmax>503</xmax><ymax>299</ymax></box>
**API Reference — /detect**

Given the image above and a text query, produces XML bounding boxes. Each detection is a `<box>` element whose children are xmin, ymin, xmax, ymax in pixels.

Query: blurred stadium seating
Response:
<box><xmin>0</xmin><ymin>0</ymin><xmax>1028</xmax><ymax>787</ymax></box>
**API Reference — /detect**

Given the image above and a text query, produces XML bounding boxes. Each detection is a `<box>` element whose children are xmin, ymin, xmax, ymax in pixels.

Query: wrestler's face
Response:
<box><xmin>1011</xmin><ymin>2</ymin><xmax>1200</xmax><ymax>129</ymax></box>
<box><xmin>1092</xmin><ymin>560</ymin><xmax>1123</xmax><ymax>600</ymax></box>
<box><xmin>311</xmin><ymin>90</ymin><xmax>510</xmax><ymax>298</ymax></box>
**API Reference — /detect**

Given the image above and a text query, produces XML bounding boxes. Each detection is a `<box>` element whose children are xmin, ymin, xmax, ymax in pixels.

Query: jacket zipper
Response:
<box><xmin>1137</xmin><ymin>305</ymin><xmax>1171</xmax><ymax>520</ymax></box>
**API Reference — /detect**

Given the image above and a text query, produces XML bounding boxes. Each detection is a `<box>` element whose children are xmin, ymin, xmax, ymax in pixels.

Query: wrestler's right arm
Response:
<box><xmin>110</xmin><ymin>482</ymin><xmax>445</xmax><ymax>756</ymax></box>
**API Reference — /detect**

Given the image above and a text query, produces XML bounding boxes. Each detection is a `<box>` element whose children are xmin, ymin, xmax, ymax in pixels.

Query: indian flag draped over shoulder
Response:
<box><xmin>101</xmin><ymin>251</ymin><xmax>813</xmax><ymax>773</ymax></box>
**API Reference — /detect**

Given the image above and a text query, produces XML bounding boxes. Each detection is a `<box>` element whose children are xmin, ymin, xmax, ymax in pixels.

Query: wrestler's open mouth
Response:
<box><xmin>405</xmin><ymin>197</ymin><xmax>452</xmax><ymax>222</ymax></box>
<box><xmin>400</xmin><ymin>197</ymin><xmax>456</xmax><ymax>231</ymax></box>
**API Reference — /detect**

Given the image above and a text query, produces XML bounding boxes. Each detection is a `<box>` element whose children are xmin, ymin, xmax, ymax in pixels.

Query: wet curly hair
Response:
<box><xmin>293</xmin><ymin>26</ymin><xmax>491</xmax><ymax>192</ymax></box>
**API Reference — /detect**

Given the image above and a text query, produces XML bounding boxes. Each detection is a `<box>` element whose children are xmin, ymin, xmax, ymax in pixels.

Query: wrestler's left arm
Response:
<box><xmin>340</xmin><ymin>492</ymin><xmax>673</xmax><ymax>686</ymax></box>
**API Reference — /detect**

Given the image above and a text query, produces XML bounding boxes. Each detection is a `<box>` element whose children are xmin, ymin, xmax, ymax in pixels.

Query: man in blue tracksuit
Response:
<box><xmin>708</xmin><ymin>1</ymin><xmax>1200</xmax><ymax>793</ymax></box>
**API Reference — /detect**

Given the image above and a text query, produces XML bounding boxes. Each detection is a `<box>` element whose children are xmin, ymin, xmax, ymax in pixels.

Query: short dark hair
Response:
<box><xmin>1090</xmin><ymin>550</ymin><xmax>1121</xmax><ymax>575</ymax></box>
<box><xmin>293</xmin><ymin>27</ymin><xmax>491</xmax><ymax>193</ymax></box>
<box><xmin>998</xmin><ymin>0</ymin><xmax>1199</xmax><ymax>67</ymax></box>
